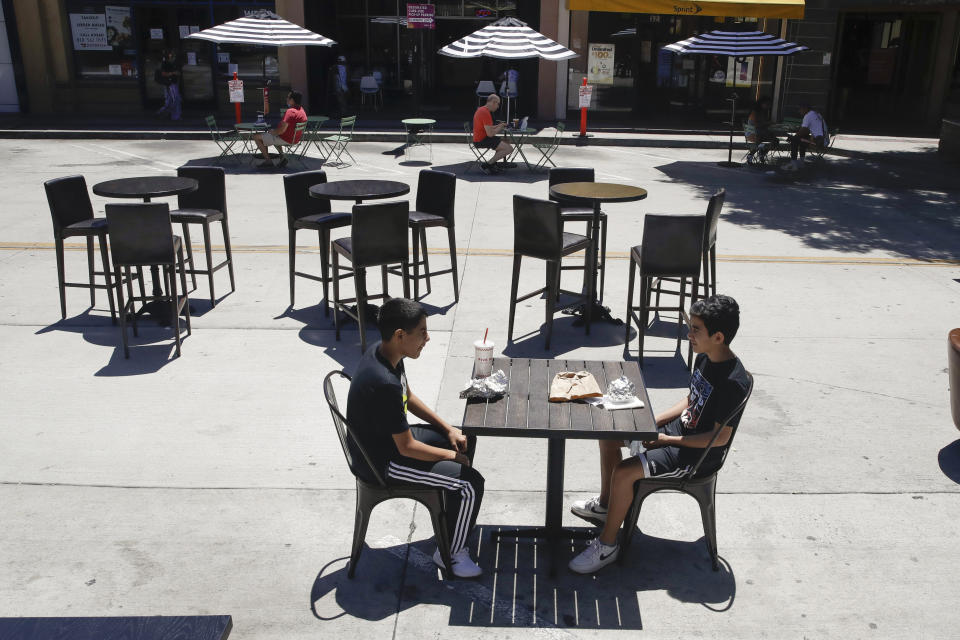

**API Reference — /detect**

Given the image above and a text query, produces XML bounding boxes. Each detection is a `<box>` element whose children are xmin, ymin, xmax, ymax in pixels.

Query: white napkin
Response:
<box><xmin>583</xmin><ymin>395</ymin><xmax>645</xmax><ymax>411</ymax></box>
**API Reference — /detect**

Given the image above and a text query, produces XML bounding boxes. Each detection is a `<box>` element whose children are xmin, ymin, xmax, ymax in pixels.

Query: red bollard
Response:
<box><xmin>579</xmin><ymin>77</ymin><xmax>588</xmax><ymax>137</ymax></box>
<box><xmin>233</xmin><ymin>72</ymin><xmax>242</xmax><ymax>124</ymax></box>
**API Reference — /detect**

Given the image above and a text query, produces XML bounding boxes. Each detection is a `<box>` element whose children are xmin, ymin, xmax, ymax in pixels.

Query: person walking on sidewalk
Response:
<box><xmin>346</xmin><ymin>298</ymin><xmax>486</xmax><ymax>578</ymax></box>
<box><xmin>155</xmin><ymin>49</ymin><xmax>182</xmax><ymax>121</ymax></box>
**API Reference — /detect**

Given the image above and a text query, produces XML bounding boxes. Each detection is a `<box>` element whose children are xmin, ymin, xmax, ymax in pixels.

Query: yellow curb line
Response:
<box><xmin>2</xmin><ymin>242</ymin><xmax>958</xmax><ymax>267</ymax></box>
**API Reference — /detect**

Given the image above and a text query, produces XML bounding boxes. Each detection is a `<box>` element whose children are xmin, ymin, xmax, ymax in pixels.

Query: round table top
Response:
<box><xmin>235</xmin><ymin>122</ymin><xmax>269</xmax><ymax>130</ymax></box>
<box><xmin>402</xmin><ymin>118</ymin><xmax>436</xmax><ymax>126</ymax></box>
<box><xmin>309</xmin><ymin>180</ymin><xmax>410</xmax><ymax>201</ymax></box>
<box><xmin>549</xmin><ymin>182</ymin><xmax>648</xmax><ymax>204</ymax></box>
<box><xmin>92</xmin><ymin>176</ymin><xmax>198</xmax><ymax>200</ymax></box>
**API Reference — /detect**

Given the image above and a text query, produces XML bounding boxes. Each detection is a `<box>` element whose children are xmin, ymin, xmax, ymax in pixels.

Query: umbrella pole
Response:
<box><xmin>717</xmin><ymin>91</ymin><xmax>740</xmax><ymax>168</ymax></box>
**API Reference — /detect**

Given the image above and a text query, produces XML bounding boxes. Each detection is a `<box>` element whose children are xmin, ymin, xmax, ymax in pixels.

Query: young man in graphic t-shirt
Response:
<box><xmin>567</xmin><ymin>295</ymin><xmax>750</xmax><ymax>574</ymax></box>
<box><xmin>346</xmin><ymin>298</ymin><xmax>485</xmax><ymax>578</ymax></box>
<box><xmin>254</xmin><ymin>90</ymin><xmax>307</xmax><ymax>169</ymax></box>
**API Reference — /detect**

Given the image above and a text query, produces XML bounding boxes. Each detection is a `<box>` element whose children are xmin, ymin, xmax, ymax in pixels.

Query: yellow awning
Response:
<box><xmin>567</xmin><ymin>0</ymin><xmax>804</xmax><ymax>19</ymax></box>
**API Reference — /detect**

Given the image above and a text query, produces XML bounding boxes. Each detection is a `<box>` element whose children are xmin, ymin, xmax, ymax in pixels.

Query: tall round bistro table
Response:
<box><xmin>92</xmin><ymin>176</ymin><xmax>198</xmax><ymax>324</ymax></box>
<box><xmin>308</xmin><ymin>179</ymin><xmax>410</xmax><ymax>205</ymax></box>
<box><xmin>548</xmin><ymin>182</ymin><xmax>647</xmax><ymax>333</ymax></box>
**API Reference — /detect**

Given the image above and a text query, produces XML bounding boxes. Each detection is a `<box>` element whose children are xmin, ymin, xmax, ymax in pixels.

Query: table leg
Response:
<box><xmin>585</xmin><ymin>201</ymin><xmax>600</xmax><ymax>333</ymax></box>
<box><xmin>136</xmin><ymin>195</ymin><xmax>187</xmax><ymax>326</ymax></box>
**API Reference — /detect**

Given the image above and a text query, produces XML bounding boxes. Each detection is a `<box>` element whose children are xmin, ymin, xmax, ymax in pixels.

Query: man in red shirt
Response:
<box><xmin>254</xmin><ymin>90</ymin><xmax>307</xmax><ymax>169</ymax></box>
<box><xmin>473</xmin><ymin>94</ymin><xmax>513</xmax><ymax>173</ymax></box>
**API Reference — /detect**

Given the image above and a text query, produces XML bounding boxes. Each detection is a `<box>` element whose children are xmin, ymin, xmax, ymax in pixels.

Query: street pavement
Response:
<box><xmin>1</xmin><ymin>133</ymin><xmax>959</xmax><ymax>639</ymax></box>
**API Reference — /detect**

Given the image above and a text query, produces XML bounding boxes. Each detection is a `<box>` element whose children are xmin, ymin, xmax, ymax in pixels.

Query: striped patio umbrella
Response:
<box><xmin>662</xmin><ymin>30</ymin><xmax>808</xmax><ymax>57</ymax></box>
<box><xmin>438</xmin><ymin>17</ymin><xmax>576</xmax><ymax>61</ymax></box>
<box><xmin>662</xmin><ymin>30</ymin><xmax>808</xmax><ymax>167</ymax></box>
<box><xmin>185</xmin><ymin>10</ymin><xmax>335</xmax><ymax>47</ymax></box>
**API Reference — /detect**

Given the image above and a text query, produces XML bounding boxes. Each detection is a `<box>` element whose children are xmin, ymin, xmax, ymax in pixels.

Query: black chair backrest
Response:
<box><xmin>704</xmin><ymin>188</ymin><xmax>725</xmax><ymax>249</ymax></box>
<box><xmin>639</xmin><ymin>214</ymin><xmax>705</xmax><ymax>277</ymax></box>
<box><xmin>351</xmin><ymin>200</ymin><xmax>409</xmax><ymax>268</ymax></box>
<box><xmin>323</xmin><ymin>370</ymin><xmax>387</xmax><ymax>486</ymax></box>
<box><xmin>104</xmin><ymin>203</ymin><xmax>175</xmax><ymax>267</ymax></box>
<box><xmin>283</xmin><ymin>170</ymin><xmax>331</xmax><ymax>226</ymax></box>
<box><xmin>513</xmin><ymin>195</ymin><xmax>563</xmax><ymax>261</ymax></box>
<box><xmin>176</xmin><ymin>166</ymin><xmax>226</xmax><ymax>214</ymax></box>
<box><xmin>415</xmin><ymin>169</ymin><xmax>456</xmax><ymax>223</ymax></box>
<box><xmin>548</xmin><ymin>167</ymin><xmax>595</xmax><ymax>203</ymax></box>
<box><xmin>44</xmin><ymin>175</ymin><xmax>95</xmax><ymax>230</ymax></box>
<box><xmin>685</xmin><ymin>370</ymin><xmax>754</xmax><ymax>483</ymax></box>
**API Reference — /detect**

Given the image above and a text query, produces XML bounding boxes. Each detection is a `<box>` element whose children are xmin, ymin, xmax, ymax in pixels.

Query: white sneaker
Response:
<box><xmin>570</xmin><ymin>496</ymin><xmax>608</xmax><ymax>523</ymax></box>
<box><xmin>569</xmin><ymin>538</ymin><xmax>619</xmax><ymax>574</ymax></box>
<box><xmin>433</xmin><ymin>547</ymin><xmax>483</xmax><ymax>578</ymax></box>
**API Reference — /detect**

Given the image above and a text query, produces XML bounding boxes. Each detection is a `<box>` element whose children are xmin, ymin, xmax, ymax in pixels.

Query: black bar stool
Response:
<box><xmin>170</xmin><ymin>166</ymin><xmax>235</xmax><ymax>307</ymax></box>
<box><xmin>332</xmin><ymin>201</ymin><xmax>411</xmax><ymax>353</ymax></box>
<box><xmin>44</xmin><ymin>175</ymin><xmax>121</xmax><ymax>323</ymax></box>
<box><xmin>283</xmin><ymin>170</ymin><xmax>352</xmax><ymax>314</ymax></box>
<box><xmin>105</xmin><ymin>203</ymin><xmax>191</xmax><ymax>359</ymax></box>
<box><xmin>508</xmin><ymin>195</ymin><xmax>590</xmax><ymax>350</ymax></box>
<box><xmin>406</xmin><ymin>169</ymin><xmax>459</xmax><ymax>302</ymax></box>
<box><xmin>625</xmin><ymin>214</ymin><xmax>705</xmax><ymax>368</ymax></box>
<box><xmin>548</xmin><ymin>167</ymin><xmax>609</xmax><ymax>303</ymax></box>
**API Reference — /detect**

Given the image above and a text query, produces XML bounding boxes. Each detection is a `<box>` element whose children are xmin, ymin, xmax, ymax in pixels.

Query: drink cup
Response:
<box><xmin>473</xmin><ymin>339</ymin><xmax>494</xmax><ymax>377</ymax></box>
<box><xmin>512</xmin><ymin>118</ymin><xmax>519</xmax><ymax>129</ymax></box>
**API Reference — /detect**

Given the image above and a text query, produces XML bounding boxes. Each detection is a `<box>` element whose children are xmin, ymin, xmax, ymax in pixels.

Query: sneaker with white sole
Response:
<box><xmin>568</xmin><ymin>538</ymin><xmax>619</xmax><ymax>574</ymax></box>
<box><xmin>433</xmin><ymin>547</ymin><xmax>483</xmax><ymax>578</ymax></box>
<box><xmin>570</xmin><ymin>496</ymin><xmax>608</xmax><ymax>523</ymax></box>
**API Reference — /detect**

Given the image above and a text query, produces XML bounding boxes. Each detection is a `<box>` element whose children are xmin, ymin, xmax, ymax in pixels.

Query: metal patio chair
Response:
<box><xmin>463</xmin><ymin>121</ymin><xmax>493</xmax><ymax>174</ymax></box>
<box><xmin>204</xmin><ymin>115</ymin><xmax>241</xmax><ymax>162</ymax></box>
<box><xmin>322</xmin><ymin>116</ymin><xmax>358</xmax><ymax>167</ymax></box>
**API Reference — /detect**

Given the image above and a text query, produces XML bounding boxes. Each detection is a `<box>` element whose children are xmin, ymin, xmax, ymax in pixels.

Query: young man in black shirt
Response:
<box><xmin>346</xmin><ymin>298</ymin><xmax>484</xmax><ymax>578</ymax></box>
<box><xmin>568</xmin><ymin>295</ymin><xmax>750</xmax><ymax>574</ymax></box>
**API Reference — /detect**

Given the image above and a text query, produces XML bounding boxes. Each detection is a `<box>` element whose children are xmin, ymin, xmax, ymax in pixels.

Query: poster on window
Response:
<box><xmin>587</xmin><ymin>43</ymin><xmax>615</xmax><ymax>85</ymax></box>
<box><xmin>70</xmin><ymin>14</ymin><xmax>111</xmax><ymax>51</ymax></box>
<box><xmin>105</xmin><ymin>6</ymin><xmax>131</xmax><ymax>48</ymax></box>
<box><xmin>725</xmin><ymin>57</ymin><xmax>753</xmax><ymax>87</ymax></box>
<box><xmin>406</xmin><ymin>4</ymin><xmax>435</xmax><ymax>29</ymax></box>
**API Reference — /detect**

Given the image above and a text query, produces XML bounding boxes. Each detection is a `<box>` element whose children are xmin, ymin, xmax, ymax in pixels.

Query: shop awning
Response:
<box><xmin>567</xmin><ymin>0</ymin><xmax>805</xmax><ymax>19</ymax></box>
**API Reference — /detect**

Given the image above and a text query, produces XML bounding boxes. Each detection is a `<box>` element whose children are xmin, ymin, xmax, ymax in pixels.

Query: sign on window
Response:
<box><xmin>406</xmin><ymin>4</ymin><xmax>435</xmax><ymax>30</ymax></box>
<box><xmin>587</xmin><ymin>43</ymin><xmax>615</xmax><ymax>86</ymax></box>
<box><xmin>70</xmin><ymin>14</ymin><xmax>111</xmax><ymax>51</ymax></box>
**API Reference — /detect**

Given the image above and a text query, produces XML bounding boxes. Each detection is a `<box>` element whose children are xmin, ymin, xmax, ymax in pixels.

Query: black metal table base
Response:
<box><xmin>136</xmin><ymin>300</ymin><xmax>190</xmax><ymax>327</ymax></box>
<box><xmin>565</xmin><ymin>302</ymin><xmax>623</xmax><ymax>326</ymax></box>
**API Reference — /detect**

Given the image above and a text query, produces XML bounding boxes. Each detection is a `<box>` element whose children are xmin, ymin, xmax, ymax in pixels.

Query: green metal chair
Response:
<box><xmin>204</xmin><ymin>115</ymin><xmax>241</xmax><ymax>162</ymax></box>
<box><xmin>302</xmin><ymin>115</ymin><xmax>329</xmax><ymax>158</ymax></box>
<box><xmin>278</xmin><ymin>121</ymin><xmax>308</xmax><ymax>166</ymax></box>
<box><xmin>322</xmin><ymin>116</ymin><xmax>358</xmax><ymax>167</ymax></box>
<box><xmin>530</xmin><ymin>122</ymin><xmax>564</xmax><ymax>169</ymax></box>
<box><xmin>463</xmin><ymin>121</ymin><xmax>493</xmax><ymax>174</ymax></box>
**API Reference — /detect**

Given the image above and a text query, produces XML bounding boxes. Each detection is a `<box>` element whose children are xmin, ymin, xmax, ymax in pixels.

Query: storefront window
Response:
<box><xmin>567</xmin><ymin>11</ymin><xmax>779</xmax><ymax>124</ymax></box>
<box><xmin>67</xmin><ymin>2</ymin><xmax>138</xmax><ymax>80</ymax></box>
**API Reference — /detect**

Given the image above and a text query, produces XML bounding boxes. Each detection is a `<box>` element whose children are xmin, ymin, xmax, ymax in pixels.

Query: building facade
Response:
<box><xmin>4</xmin><ymin>0</ymin><xmax>959</xmax><ymax>135</ymax></box>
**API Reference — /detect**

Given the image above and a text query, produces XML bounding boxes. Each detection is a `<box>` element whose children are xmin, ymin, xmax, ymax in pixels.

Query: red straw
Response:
<box><xmin>483</xmin><ymin>328</ymin><xmax>489</xmax><ymax>345</ymax></box>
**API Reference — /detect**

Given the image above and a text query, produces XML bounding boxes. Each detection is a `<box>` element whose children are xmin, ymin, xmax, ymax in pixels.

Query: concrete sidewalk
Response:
<box><xmin>1</xmin><ymin>136</ymin><xmax>958</xmax><ymax>638</ymax></box>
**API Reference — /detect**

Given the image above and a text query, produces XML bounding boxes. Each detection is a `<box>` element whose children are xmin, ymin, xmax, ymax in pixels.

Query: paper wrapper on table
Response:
<box><xmin>549</xmin><ymin>371</ymin><xmax>603</xmax><ymax>402</ymax></box>
<box><xmin>459</xmin><ymin>370</ymin><xmax>509</xmax><ymax>399</ymax></box>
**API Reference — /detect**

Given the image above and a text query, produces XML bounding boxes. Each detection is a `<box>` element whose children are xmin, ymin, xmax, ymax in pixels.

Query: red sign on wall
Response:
<box><xmin>406</xmin><ymin>3</ymin><xmax>435</xmax><ymax>29</ymax></box>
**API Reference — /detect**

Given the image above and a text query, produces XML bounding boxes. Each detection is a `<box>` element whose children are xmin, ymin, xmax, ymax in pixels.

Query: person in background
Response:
<box><xmin>787</xmin><ymin>104</ymin><xmax>829</xmax><ymax>170</ymax></box>
<box><xmin>744</xmin><ymin>96</ymin><xmax>779</xmax><ymax>164</ymax></box>
<box><xmin>156</xmin><ymin>49</ymin><xmax>182</xmax><ymax>121</ymax></box>
<box><xmin>253</xmin><ymin>90</ymin><xmax>307</xmax><ymax>169</ymax></box>
<box><xmin>472</xmin><ymin>94</ymin><xmax>514</xmax><ymax>174</ymax></box>
<box><xmin>330</xmin><ymin>55</ymin><xmax>349</xmax><ymax>117</ymax></box>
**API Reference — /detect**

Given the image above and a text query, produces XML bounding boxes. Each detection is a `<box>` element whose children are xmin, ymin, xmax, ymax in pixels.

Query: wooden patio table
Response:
<box><xmin>461</xmin><ymin>356</ymin><xmax>657</xmax><ymax>575</ymax></box>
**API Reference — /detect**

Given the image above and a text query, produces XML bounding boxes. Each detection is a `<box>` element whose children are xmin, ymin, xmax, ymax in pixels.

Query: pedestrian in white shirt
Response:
<box><xmin>788</xmin><ymin>105</ymin><xmax>828</xmax><ymax>170</ymax></box>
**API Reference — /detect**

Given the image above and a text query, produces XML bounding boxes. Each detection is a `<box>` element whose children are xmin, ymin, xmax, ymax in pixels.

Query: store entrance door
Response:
<box><xmin>136</xmin><ymin>5</ymin><xmax>215</xmax><ymax>111</ymax></box>
<box><xmin>834</xmin><ymin>12</ymin><xmax>939</xmax><ymax>132</ymax></box>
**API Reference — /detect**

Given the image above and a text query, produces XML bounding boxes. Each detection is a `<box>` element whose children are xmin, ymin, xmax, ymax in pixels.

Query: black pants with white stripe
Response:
<box><xmin>386</xmin><ymin>426</ymin><xmax>484</xmax><ymax>554</ymax></box>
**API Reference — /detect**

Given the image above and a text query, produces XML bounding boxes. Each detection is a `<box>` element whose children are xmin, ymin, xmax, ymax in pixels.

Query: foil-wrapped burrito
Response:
<box><xmin>460</xmin><ymin>369</ymin><xmax>509</xmax><ymax>399</ymax></box>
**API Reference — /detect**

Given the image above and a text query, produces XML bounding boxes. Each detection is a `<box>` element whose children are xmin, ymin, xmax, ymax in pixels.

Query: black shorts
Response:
<box><xmin>634</xmin><ymin>418</ymin><xmax>691</xmax><ymax>478</ymax></box>
<box><xmin>475</xmin><ymin>136</ymin><xmax>501</xmax><ymax>150</ymax></box>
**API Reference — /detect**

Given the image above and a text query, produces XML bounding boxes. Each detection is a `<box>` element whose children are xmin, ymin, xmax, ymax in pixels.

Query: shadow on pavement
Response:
<box><xmin>311</xmin><ymin>525</ymin><xmax>735</xmax><ymax>629</ymax></box>
<box><xmin>655</xmin><ymin>158</ymin><xmax>960</xmax><ymax>261</ymax></box>
<box><xmin>36</xmin><ymin>310</ymin><xmax>186</xmax><ymax>375</ymax></box>
<box><xmin>182</xmin><ymin>154</ymin><xmax>327</xmax><ymax>175</ymax></box>
<box><xmin>938</xmin><ymin>439</ymin><xmax>960</xmax><ymax>484</ymax></box>
<box><xmin>430</xmin><ymin>161</ymin><xmax>548</xmax><ymax>184</ymax></box>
